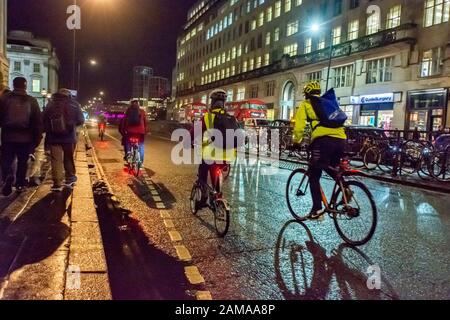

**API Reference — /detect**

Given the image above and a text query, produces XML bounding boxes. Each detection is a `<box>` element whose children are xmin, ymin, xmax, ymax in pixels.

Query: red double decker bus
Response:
<box><xmin>225</xmin><ymin>99</ymin><xmax>267</xmax><ymax>122</ymax></box>
<box><xmin>183</xmin><ymin>102</ymin><xmax>208</xmax><ymax>122</ymax></box>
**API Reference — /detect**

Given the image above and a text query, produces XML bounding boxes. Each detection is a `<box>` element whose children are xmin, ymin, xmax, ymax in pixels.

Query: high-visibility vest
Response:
<box><xmin>202</xmin><ymin>111</ymin><xmax>236</xmax><ymax>162</ymax></box>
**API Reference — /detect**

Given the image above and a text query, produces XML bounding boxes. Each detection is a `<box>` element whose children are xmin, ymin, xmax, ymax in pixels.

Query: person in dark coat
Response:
<box><xmin>0</xmin><ymin>77</ymin><xmax>43</xmax><ymax>196</ymax></box>
<box><xmin>43</xmin><ymin>88</ymin><xmax>85</xmax><ymax>192</ymax></box>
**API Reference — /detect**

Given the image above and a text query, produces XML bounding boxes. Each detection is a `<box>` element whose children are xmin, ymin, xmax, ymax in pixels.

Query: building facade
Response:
<box><xmin>132</xmin><ymin>66</ymin><xmax>153</xmax><ymax>103</ymax></box>
<box><xmin>175</xmin><ymin>0</ymin><xmax>450</xmax><ymax>132</ymax></box>
<box><xmin>0</xmin><ymin>0</ymin><xmax>8</xmax><ymax>91</ymax></box>
<box><xmin>7</xmin><ymin>30</ymin><xmax>60</xmax><ymax>109</ymax></box>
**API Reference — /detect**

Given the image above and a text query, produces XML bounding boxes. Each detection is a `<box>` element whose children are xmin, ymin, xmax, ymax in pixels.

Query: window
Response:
<box><xmin>237</xmin><ymin>87</ymin><xmax>246</xmax><ymax>100</ymax></box>
<box><xmin>32</xmin><ymin>79</ymin><xmax>41</xmax><ymax>93</ymax></box>
<box><xmin>366</xmin><ymin>57</ymin><xmax>394</xmax><ymax>84</ymax></box>
<box><xmin>287</xmin><ymin>21</ymin><xmax>299</xmax><ymax>36</ymax></box>
<box><xmin>250</xmin><ymin>84</ymin><xmax>259</xmax><ymax>98</ymax></box>
<box><xmin>274</xmin><ymin>27</ymin><xmax>280</xmax><ymax>41</ymax></box>
<box><xmin>348</xmin><ymin>20</ymin><xmax>359</xmax><ymax>40</ymax></box>
<box><xmin>304</xmin><ymin>37</ymin><xmax>312</xmax><ymax>54</ymax></box>
<box><xmin>366</xmin><ymin>11</ymin><xmax>380</xmax><ymax>35</ymax></box>
<box><xmin>387</xmin><ymin>5</ymin><xmax>402</xmax><ymax>29</ymax></box>
<box><xmin>275</xmin><ymin>1</ymin><xmax>281</xmax><ymax>17</ymax></box>
<box><xmin>256</xmin><ymin>56</ymin><xmax>262</xmax><ymax>68</ymax></box>
<box><xmin>226</xmin><ymin>89</ymin><xmax>234</xmax><ymax>102</ymax></box>
<box><xmin>284</xmin><ymin>43</ymin><xmax>298</xmax><ymax>56</ymax></box>
<box><xmin>266</xmin><ymin>7</ymin><xmax>273</xmax><ymax>22</ymax></box>
<box><xmin>265</xmin><ymin>32</ymin><xmax>271</xmax><ymax>45</ymax></box>
<box><xmin>424</xmin><ymin>0</ymin><xmax>450</xmax><ymax>27</ymax></box>
<box><xmin>265</xmin><ymin>80</ymin><xmax>275</xmax><ymax>96</ymax></box>
<box><xmin>33</xmin><ymin>63</ymin><xmax>41</xmax><ymax>73</ymax></box>
<box><xmin>332</xmin><ymin>26</ymin><xmax>341</xmax><ymax>45</ymax></box>
<box><xmin>318</xmin><ymin>36</ymin><xmax>326</xmax><ymax>50</ymax></box>
<box><xmin>285</xmin><ymin>0</ymin><xmax>292</xmax><ymax>12</ymax></box>
<box><xmin>258</xmin><ymin>12</ymin><xmax>264</xmax><ymax>27</ymax></box>
<box><xmin>420</xmin><ymin>47</ymin><xmax>443</xmax><ymax>77</ymax></box>
<box><xmin>14</xmin><ymin>61</ymin><xmax>21</xmax><ymax>72</ymax></box>
<box><xmin>333</xmin><ymin>64</ymin><xmax>354</xmax><ymax>88</ymax></box>
<box><xmin>264</xmin><ymin>53</ymin><xmax>270</xmax><ymax>65</ymax></box>
<box><xmin>295</xmin><ymin>0</ymin><xmax>302</xmax><ymax>6</ymax></box>
<box><xmin>307</xmin><ymin>71</ymin><xmax>322</xmax><ymax>82</ymax></box>
<box><xmin>349</xmin><ymin>0</ymin><xmax>359</xmax><ymax>10</ymax></box>
<box><xmin>334</xmin><ymin>0</ymin><xmax>343</xmax><ymax>16</ymax></box>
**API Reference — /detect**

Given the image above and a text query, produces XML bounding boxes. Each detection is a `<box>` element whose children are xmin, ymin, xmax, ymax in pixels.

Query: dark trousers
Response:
<box><xmin>1</xmin><ymin>142</ymin><xmax>33</xmax><ymax>187</ymax></box>
<box><xmin>49</xmin><ymin>143</ymin><xmax>76</xmax><ymax>186</ymax></box>
<box><xmin>309</xmin><ymin>137</ymin><xmax>346</xmax><ymax>211</ymax></box>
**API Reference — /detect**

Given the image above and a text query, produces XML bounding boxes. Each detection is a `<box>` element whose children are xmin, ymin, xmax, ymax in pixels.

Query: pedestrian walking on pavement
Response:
<box><xmin>43</xmin><ymin>88</ymin><xmax>85</xmax><ymax>192</ymax></box>
<box><xmin>0</xmin><ymin>77</ymin><xmax>43</xmax><ymax>196</ymax></box>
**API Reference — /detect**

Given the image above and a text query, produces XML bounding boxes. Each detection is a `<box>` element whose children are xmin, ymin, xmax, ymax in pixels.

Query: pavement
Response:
<box><xmin>83</xmin><ymin>126</ymin><xmax>450</xmax><ymax>300</ymax></box>
<box><xmin>0</xmin><ymin>133</ymin><xmax>111</xmax><ymax>300</ymax></box>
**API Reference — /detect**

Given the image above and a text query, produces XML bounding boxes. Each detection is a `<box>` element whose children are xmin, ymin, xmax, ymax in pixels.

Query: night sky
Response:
<box><xmin>7</xmin><ymin>0</ymin><xmax>197</xmax><ymax>103</ymax></box>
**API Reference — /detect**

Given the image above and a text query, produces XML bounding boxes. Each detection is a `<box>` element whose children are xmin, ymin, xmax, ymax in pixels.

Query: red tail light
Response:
<box><xmin>129</xmin><ymin>137</ymin><xmax>139</xmax><ymax>143</ymax></box>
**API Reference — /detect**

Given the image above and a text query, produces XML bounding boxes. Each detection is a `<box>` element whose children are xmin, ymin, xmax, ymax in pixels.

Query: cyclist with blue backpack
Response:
<box><xmin>293</xmin><ymin>81</ymin><xmax>347</xmax><ymax>220</ymax></box>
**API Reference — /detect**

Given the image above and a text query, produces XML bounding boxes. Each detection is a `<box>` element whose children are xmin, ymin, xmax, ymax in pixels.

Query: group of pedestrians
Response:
<box><xmin>0</xmin><ymin>77</ymin><xmax>84</xmax><ymax>196</ymax></box>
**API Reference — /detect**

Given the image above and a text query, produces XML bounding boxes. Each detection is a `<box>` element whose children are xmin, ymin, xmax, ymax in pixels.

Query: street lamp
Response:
<box><xmin>310</xmin><ymin>23</ymin><xmax>334</xmax><ymax>92</ymax></box>
<box><xmin>77</xmin><ymin>59</ymin><xmax>99</xmax><ymax>94</ymax></box>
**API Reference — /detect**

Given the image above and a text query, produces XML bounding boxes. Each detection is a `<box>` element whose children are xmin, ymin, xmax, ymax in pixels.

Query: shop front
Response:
<box><xmin>351</xmin><ymin>93</ymin><xmax>395</xmax><ymax>130</ymax></box>
<box><xmin>407</xmin><ymin>89</ymin><xmax>448</xmax><ymax>132</ymax></box>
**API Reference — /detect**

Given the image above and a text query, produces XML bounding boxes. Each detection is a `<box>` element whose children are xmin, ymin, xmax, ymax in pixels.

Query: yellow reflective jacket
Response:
<box><xmin>293</xmin><ymin>99</ymin><xmax>347</xmax><ymax>143</ymax></box>
<box><xmin>202</xmin><ymin>110</ymin><xmax>237</xmax><ymax>162</ymax></box>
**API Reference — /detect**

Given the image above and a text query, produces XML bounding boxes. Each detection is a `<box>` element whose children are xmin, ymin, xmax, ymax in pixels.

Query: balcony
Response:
<box><xmin>177</xmin><ymin>23</ymin><xmax>418</xmax><ymax>98</ymax></box>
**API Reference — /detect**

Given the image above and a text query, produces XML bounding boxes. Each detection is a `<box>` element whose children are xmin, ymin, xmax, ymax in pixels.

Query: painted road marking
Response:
<box><xmin>156</xmin><ymin>202</ymin><xmax>166</xmax><ymax>209</ymax></box>
<box><xmin>184</xmin><ymin>266</ymin><xmax>205</xmax><ymax>285</ymax></box>
<box><xmin>175</xmin><ymin>245</ymin><xmax>192</xmax><ymax>262</ymax></box>
<box><xmin>160</xmin><ymin>212</ymin><xmax>171</xmax><ymax>219</ymax></box>
<box><xmin>153</xmin><ymin>196</ymin><xmax>162</xmax><ymax>202</ymax></box>
<box><xmin>164</xmin><ymin>219</ymin><xmax>175</xmax><ymax>228</ymax></box>
<box><xmin>169</xmin><ymin>231</ymin><xmax>182</xmax><ymax>242</ymax></box>
<box><xmin>196</xmin><ymin>291</ymin><xmax>213</xmax><ymax>300</ymax></box>
<box><xmin>151</xmin><ymin>190</ymin><xmax>159</xmax><ymax>196</ymax></box>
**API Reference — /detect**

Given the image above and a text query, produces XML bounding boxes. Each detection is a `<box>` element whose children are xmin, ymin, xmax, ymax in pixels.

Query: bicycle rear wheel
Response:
<box><xmin>214</xmin><ymin>200</ymin><xmax>230</xmax><ymax>237</ymax></box>
<box><xmin>363</xmin><ymin>147</ymin><xmax>380</xmax><ymax>170</ymax></box>
<box><xmin>333</xmin><ymin>181</ymin><xmax>377</xmax><ymax>246</ymax></box>
<box><xmin>132</xmin><ymin>148</ymin><xmax>141</xmax><ymax>177</ymax></box>
<box><xmin>286</xmin><ymin>169</ymin><xmax>312</xmax><ymax>221</ymax></box>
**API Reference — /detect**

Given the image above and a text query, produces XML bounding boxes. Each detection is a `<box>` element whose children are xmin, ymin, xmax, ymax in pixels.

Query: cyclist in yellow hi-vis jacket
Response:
<box><xmin>293</xmin><ymin>81</ymin><xmax>347</xmax><ymax>220</ymax></box>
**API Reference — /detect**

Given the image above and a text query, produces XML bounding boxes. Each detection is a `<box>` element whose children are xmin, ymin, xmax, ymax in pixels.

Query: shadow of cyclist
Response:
<box><xmin>274</xmin><ymin>220</ymin><xmax>399</xmax><ymax>300</ymax></box>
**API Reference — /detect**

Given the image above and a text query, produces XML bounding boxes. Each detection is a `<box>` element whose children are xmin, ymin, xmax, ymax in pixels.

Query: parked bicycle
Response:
<box><xmin>190</xmin><ymin>163</ymin><xmax>231</xmax><ymax>237</ymax></box>
<box><xmin>286</xmin><ymin>158</ymin><xmax>378</xmax><ymax>246</ymax></box>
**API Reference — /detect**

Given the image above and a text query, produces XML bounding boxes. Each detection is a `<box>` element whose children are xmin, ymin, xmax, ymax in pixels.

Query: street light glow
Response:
<box><xmin>90</xmin><ymin>59</ymin><xmax>98</xmax><ymax>66</ymax></box>
<box><xmin>311</xmin><ymin>23</ymin><xmax>320</xmax><ymax>32</ymax></box>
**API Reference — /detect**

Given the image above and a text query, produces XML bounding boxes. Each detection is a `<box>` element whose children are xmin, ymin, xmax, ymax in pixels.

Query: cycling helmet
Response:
<box><xmin>303</xmin><ymin>81</ymin><xmax>321</xmax><ymax>95</ymax></box>
<box><xmin>210</xmin><ymin>89</ymin><xmax>227</xmax><ymax>102</ymax></box>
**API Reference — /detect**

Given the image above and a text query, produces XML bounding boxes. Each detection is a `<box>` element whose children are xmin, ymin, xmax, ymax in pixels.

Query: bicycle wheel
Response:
<box><xmin>363</xmin><ymin>147</ymin><xmax>380</xmax><ymax>170</ymax></box>
<box><xmin>100</xmin><ymin>130</ymin><xmax>105</xmax><ymax>141</ymax></box>
<box><xmin>429</xmin><ymin>151</ymin><xmax>450</xmax><ymax>181</ymax></box>
<box><xmin>190</xmin><ymin>183</ymin><xmax>202</xmax><ymax>215</ymax></box>
<box><xmin>333</xmin><ymin>181</ymin><xmax>377</xmax><ymax>246</ymax></box>
<box><xmin>286</xmin><ymin>169</ymin><xmax>312</xmax><ymax>221</ymax></box>
<box><xmin>214</xmin><ymin>199</ymin><xmax>230</xmax><ymax>237</ymax></box>
<box><xmin>132</xmin><ymin>148</ymin><xmax>141</xmax><ymax>177</ymax></box>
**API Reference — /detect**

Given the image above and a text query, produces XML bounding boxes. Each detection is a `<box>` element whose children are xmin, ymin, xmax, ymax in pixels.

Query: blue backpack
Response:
<box><xmin>309</xmin><ymin>88</ymin><xmax>348</xmax><ymax>129</ymax></box>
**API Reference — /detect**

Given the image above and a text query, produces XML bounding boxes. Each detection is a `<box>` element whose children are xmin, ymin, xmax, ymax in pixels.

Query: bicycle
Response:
<box><xmin>286</xmin><ymin>158</ymin><xmax>378</xmax><ymax>246</ymax></box>
<box><xmin>126</xmin><ymin>137</ymin><xmax>142</xmax><ymax>177</ymax></box>
<box><xmin>190</xmin><ymin>163</ymin><xmax>231</xmax><ymax>237</ymax></box>
<box><xmin>98</xmin><ymin>123</ymin><xmax>106</xmax><ymax>141</ymax></box>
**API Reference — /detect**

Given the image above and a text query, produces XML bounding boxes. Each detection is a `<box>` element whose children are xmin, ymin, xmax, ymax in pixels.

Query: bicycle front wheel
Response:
<box><xmin>333</xmin><ymin>181</ymin><xmax>377</xmax><ymax>246</ymax></box>
<box><xmin>286</xmin><ymin>169</ymin><xmax>312</xmax><ymax>221</ymax></box>
<box><xmin>363</xmin><ymin>147</ymin><xmax>380</xmax><ymax>170</ymax></box>
<box><xmin>214</xmin><ymin>200</ymin><xmax>230</xmax><ymax>237</ymax></box>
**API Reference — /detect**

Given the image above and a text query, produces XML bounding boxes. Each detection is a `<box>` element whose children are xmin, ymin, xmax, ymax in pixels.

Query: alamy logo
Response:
<box><xmin>66</xmin><ymin>5</ymin><xmax>81</xmax><ymax>30</ymax></box>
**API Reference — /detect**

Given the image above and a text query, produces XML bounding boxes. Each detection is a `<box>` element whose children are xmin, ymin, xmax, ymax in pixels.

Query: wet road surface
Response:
<box><xmin>88</xmin><ymin>127</ymin><xmax>450</xmax><ymax>300</ymax></box>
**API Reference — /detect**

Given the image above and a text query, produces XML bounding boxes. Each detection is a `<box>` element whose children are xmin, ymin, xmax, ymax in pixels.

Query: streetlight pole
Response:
<box><xmin>325</xmin><ymin>29</ymin><xmax>334</xmax><ymax>92</ymax></box>
<box><xmin>72</xmin><ymin>0</ymin><xmax>77</xmax><ymax>91</ymax></box>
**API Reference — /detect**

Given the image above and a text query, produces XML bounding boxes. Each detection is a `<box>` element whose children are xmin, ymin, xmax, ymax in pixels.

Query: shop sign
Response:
<box><xmin>351</xmin><ymin>93</ymin><xmax>394</xmax><ymax>104</ymax></box>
